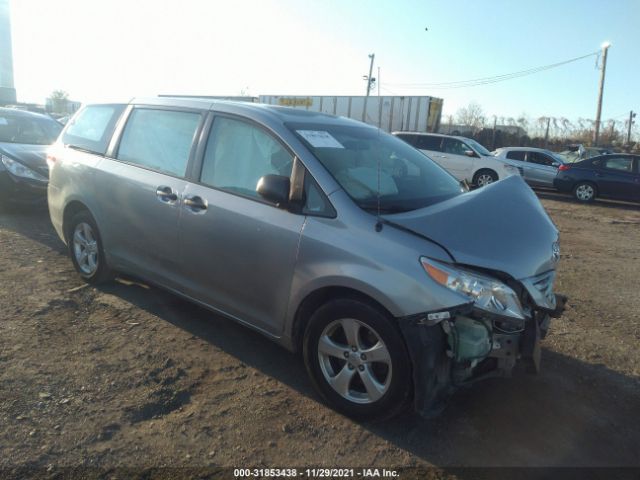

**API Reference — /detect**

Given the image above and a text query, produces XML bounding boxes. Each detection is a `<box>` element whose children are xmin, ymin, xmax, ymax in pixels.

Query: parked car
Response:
<box><xmin>49</xmin><ymin>98</ymin><xmax>565</xmax><ymax>419</ymax></box>
<box><xmin>0</xmin><ymin>107</ymin><xmax>63</xmax><ymax>206</ymax></box>
<box><xmin>558</xmin><ymin>144</ymin><xmax>613</xmax><ymax>163</ymax></box>
<box><xmin>392</xmin><ymin>132</ymin><xmax>520</xmax><ymax>187</ymax></box>
<box><xmin>554</xmin><ymin>154</ymin><xmax>639</xmax><ymax>203</ymax></box>
<box><xmin>492</xmin><ymin>147</ymin><xmax>565</xmax><ymax>188</ymax></box>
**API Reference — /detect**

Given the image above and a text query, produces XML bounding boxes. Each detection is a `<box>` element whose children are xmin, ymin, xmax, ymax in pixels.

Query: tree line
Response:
<box><xmin>446</xmin><ymin>102</ymin><xmax>638</xmax><ymax>152</ymax></box>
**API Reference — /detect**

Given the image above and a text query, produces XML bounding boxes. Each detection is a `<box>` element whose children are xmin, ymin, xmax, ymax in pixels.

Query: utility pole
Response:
<box><xmin>365</xmin><ymin>53</ymin><xmax>375</xmax><ymax>96</ymax></box>
<box><xmin>544</xmin><ymin>117</ymin><xmax>551</xmax><ymax>148</ymax></box>
<box><xmin>627</xmin><ymin>110</ymin><xmax>636</xmax><ymax>145</ymax></box>
<box><xmin>593</xmin><ymin>42</ymin><xmax>611</xmax><ymax>146</ymax></box>
<box><xmin>377</xmin><ymin>66</ymin><xmax>380</xmax><ymax>97</ymax></box>
<box><xmin>491</xmin><ymin>116</ymin><xmax>497</xmax><ymax>150</ymax></box>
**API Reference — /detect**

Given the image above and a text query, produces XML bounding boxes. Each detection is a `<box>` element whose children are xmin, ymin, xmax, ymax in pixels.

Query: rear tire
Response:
<box><xmin>473</xmin><ymin>169</ymin><xmax>498</xmax><ymax>187</ymax></box>
<box><xmin>66</xmin><ymin>210</ymin><xmax>114</xmax><ymax>284</ymax></box>
<box><xmin>573</xmin><ymin>181</ymin><xmax>596</xmax><ymax>203</ymax></box>
<box><xmin>303</xmin><ymin>298</ymin><xmax>411</xmax><ymax>420</ymax></box>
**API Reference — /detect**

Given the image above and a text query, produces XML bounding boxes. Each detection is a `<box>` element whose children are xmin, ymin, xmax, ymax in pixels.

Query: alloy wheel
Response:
<box><xmin>476</xmin><ymin>173</ymin><xmax>495</xmax><ymax>187</ymax></box>
<box><xmin>575</xmin><ymin>184</ymin><xmax>594</xmax><ymax>201</ymax></box>
<box><xmin>317</xmin><ymin>318</ymin><xmax>392</xmax><ymax>404</ymax></box>
<box><xmin>73</xmin><ymin>222</ymin><xmax>99</xmax><ymax>275</ymax></box>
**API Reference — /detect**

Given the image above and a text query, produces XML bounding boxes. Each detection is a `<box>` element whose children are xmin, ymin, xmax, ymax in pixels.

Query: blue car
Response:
<box><xmin>554</xmin><ymin>154</ymin><xmax>640</xmax><ymax>203</ymax></box>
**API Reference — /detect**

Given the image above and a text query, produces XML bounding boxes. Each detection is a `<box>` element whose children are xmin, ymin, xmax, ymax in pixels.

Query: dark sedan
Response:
<box><xmin>554</xmin><ymin>154</ymin><xmax>640</xmax><ymax>203</ymax></box>
<box><xmin>0</xmin><ymin>108</ymin><xmax>63</xmax><ymax>206</ymax></box>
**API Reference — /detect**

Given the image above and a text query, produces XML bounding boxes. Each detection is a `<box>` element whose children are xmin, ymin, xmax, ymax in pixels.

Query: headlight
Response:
<box><xmin>420</xmin><ymin>257</ymin><xmax>525</xmax><ymax>320</ymax></box>
<box><xmin>0</xmin><ymin>154</ymin><xmax>47</xmax><ymax>182</ymax></box>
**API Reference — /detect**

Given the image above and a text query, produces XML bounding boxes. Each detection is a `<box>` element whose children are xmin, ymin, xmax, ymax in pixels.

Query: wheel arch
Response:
<box><xmin>62</xmin><ymin>200</ymin><xmax>94</xmax><ymax>243</ymax></box>
<box><xmin>291</xmin><ymin>286</ymin><xmax>396</xmax><ymax>353</ymax></box>
<box><xmin>473</xmin><ymin>167</ymin><xmax>498</xmax><ymax>184</ymax></box>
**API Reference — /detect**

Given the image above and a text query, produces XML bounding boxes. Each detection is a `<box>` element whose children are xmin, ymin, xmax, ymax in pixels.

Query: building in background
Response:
<box><xmin>45</xmin><ymin>97</ymin><xmax>82</xmax><ymax>115</ymax></box>
<box><xmin>0</xmin><ymin>0</ymin><xmax>17</xmax><ymax>104</ymax></box>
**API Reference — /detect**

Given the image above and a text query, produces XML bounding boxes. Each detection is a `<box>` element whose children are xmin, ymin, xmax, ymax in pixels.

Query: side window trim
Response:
<box><xmin>602</xmin><ymin>156</ymin><xmax>634</xmax><ymax>173</ymax></box>
<box><xmin>106</xmin><ymin>105</ymin><xmax>206</xmax><ymax>180</ymax></box>
<box><xmin>63</xmin><ymin>104</ymin><xmax>126</xmax><ymax>156</ymax></box>
<box><xmin>190</xmin><ymin>111</ymin><xmax>336</xmax><ymax>216</ymax></box>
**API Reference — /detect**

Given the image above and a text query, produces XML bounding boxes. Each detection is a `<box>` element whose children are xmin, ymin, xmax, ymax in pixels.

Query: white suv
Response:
<box><xmin>393</xmin><ymin>132</ymin><xmax>520</xmax><ymax>187</ymax></box>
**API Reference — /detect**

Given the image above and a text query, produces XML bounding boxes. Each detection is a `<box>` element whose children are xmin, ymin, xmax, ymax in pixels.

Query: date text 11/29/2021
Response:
<box><xmin>234</xmin><ymin>468</ymin><xmax>399</xmax><ymax>478</ymax></box>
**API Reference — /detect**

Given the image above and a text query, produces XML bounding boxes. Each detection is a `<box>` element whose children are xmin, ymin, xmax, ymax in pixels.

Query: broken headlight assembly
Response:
<box><xmin>420</xmin><ymin>257</ymin><xmax>525</xmax><ymax>321</ymax></box>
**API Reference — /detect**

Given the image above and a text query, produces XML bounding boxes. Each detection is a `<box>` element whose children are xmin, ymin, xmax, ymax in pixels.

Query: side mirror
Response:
<box><xmin>464</xmin><ymin>150</ymin><xmax>476</xmax><ymax>158</ymax></box>
<box><xmin>257</xmin><ymin>174</ymin><xmax>290</xmax><ymax>206</ymax></box>
<box><xmin>551</xmin><ymin>161</ymin><xmax>561</xmax><ymax>168</ymax></box>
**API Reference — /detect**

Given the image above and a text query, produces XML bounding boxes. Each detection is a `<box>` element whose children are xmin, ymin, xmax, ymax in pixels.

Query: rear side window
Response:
<box><xmin>200</xmin><ymin>117</ymin><xmax>293</xmax><ymax>199</ymax></box>
<box><xmin>62</xmin><ymin>105</ymin><xmax>125</xmax><ymax>155</ymax></box>
<box><xmin>394</xmin><ymin>134</ymin><xmax>417</xmax><ymax>147</ymax></box>
<box><xmin>601</xmin><ymin>156</ymin><xmax>633</xmax><ymax>172</ymax></box>
<box><xmin>506</xmin><ymin>150</ymin><xmax>526</xmax><ymax>161</ymax></box>
<box><xmin>117</xmin><ymin>108</ymin><xmax>201</xmax><ymax>177</ymax></box>
<box><xmin>416</xmin><ymin>135</ymin><xmax>442</xmax><ymax>151</ymax></box>
<box><xmin>528</xmin><ymin>152</ymin><xmax>555</xmax><ymax>166</ymax></box>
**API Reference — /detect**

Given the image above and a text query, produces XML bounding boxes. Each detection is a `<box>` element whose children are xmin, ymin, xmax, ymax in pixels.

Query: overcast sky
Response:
<box><xmin>9</xmin><ymin>0</ymin><xmax>640</xmax><ymax>122</ymax></box>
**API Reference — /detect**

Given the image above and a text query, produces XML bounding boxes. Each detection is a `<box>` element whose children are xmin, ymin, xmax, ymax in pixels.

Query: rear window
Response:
<box><xmin>62</xmin><ymin>105</ymin><xmax>125</xmax><ymax>155</ymax></box>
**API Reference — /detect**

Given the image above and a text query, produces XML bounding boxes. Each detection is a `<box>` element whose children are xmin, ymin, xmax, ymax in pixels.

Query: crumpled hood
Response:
<box><xmin>0</xmin><ymin>142</ymin><xmax>50</xmax><ymax>177</ymax></box>
<box><xmin>385</xmin><ymin>175</ymin><xmax>559</xmax><ymax>280</ymax></box>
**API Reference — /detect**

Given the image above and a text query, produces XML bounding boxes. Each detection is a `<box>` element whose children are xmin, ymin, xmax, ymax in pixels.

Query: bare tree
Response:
<box><xmin>456</xmin><ymin>102</ymin><xmax>485</xmax><ymax>131</ymax></box>
<box><xmin>49</xmin><ymin>90</ymin><xmax>69</xmax><ymax>114</ymax></box>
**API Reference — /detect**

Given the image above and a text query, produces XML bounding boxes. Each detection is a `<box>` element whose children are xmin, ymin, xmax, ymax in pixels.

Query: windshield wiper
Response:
<box><xmin>359</xmin><ymin>203</ymin><xmax>411</xmax><ymax>214</ymax></box>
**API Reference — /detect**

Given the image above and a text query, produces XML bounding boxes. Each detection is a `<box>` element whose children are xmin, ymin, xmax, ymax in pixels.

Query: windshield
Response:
<box><xmin>465</xmin><ymin>138</ymin><xmax>492</xmax><ymax>156</ymax></box>
<box><xmin>289</xmin><ymin>123</ymin><xmax>464</xmax><ymax>213</ymax></box>
<box><xmin>0</xmin><ymin>113</ymin><xmax>63</xmax><ymax>145</ymax></box>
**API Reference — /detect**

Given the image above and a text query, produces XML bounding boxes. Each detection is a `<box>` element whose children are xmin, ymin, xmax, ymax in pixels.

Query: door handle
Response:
<box><xmin>184</xmin><ymin>195</ymin><xmax>208</xmax><ymax>212</ymax></box>
<box><xmin>595</xmin><ymin>173</ymin><xmax>604</xmax><ymax>178</ymax></box>
<box><xmin>156</xmin><ymin>186</ymin><xmax>178</xmax><ymax>202</ymax></box>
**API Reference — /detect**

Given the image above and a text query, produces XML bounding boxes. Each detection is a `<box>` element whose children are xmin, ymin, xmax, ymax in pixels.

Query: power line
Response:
<box><xmin>385</xmin><ymin>51</ymin><xmax>599</xmax><ymax>90</ymax></box>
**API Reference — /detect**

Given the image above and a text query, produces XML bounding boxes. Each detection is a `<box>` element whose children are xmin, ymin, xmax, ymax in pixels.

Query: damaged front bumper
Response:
<box><xmin>398</xmin><ymin>293</ymin><xmax>567</xmax><ymax>418</ymax></box>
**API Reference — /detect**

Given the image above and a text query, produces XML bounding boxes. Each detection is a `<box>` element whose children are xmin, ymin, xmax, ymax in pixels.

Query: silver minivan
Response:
<box><xmin>493</xmin><ymin>147</ymin><xmax>566</xmax><ymax>188</ymax></box>
<box><xmin>48</xmin><ymin>97</ymin><xmax>565</xmax><ymax>419</ymax></box>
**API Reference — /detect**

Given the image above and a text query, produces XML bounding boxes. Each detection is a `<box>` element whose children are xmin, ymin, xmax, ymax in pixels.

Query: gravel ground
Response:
<box><xmin>1</xmin><ymin>191</ymin><xmax>639</xmax><ymax>478</ymax></box>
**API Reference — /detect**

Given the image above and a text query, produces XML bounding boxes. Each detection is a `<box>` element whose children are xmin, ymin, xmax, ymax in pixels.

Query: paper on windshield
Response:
<box><xmin>296</xmin><ymin>130</ymin><xmax>344</xmax><ymax>149</ymax></box>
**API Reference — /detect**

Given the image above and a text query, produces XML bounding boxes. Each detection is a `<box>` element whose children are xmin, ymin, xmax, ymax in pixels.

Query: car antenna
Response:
<box><xmin>375</xmin><ymin>154</ymin><xmax>383</xmax><ymax>232</ymax></box>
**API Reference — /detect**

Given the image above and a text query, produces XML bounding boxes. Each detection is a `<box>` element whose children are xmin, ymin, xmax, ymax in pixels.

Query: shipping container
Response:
<box><xmin>258</xmin><ymin>95</ymin><xmax>443</xmax><ymax>133</ymax></box>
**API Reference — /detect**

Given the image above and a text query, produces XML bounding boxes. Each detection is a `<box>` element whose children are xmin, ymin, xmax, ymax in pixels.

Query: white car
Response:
<box><xmin>393</xmin><ymin>132</ymin><xmax>520</xmax><ymax>187</ymax></box>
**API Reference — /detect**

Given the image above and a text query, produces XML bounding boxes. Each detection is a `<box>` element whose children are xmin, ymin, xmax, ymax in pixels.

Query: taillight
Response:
<box><xmin>558</xmin><ymin>164</ymin><xmax>571</xmax><ymax>171</ymax></box>
<box><xmin>46</xmin><ymin>153</ymin><xmax>57</xmax><ymax>170</ymax></box>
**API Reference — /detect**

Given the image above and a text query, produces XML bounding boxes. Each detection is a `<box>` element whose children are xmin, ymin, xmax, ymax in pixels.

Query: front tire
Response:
<box><xmin>66</xmin><ymin>210</ymin><xmax>114</xmax><ymax>284</ymax></box>
<box><xmin>573</xmin><ymin>181</ymin><xmax>597</xmax><ymax>203</ymax></box>
<box><xmin>303</xmin><ymin>298</ymin><xmax>411</xmax><ymax>420</ymax></box>
<box><xmin>473</xmin><ymin>169</ymin><xmax>498</xmax><ymax>187</ymax></box>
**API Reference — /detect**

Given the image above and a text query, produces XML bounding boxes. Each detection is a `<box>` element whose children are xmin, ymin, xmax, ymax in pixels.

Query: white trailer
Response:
<box><xmin>258</xmin><ymin>95</ymin><xmax>443</xmax><ymax>133</ymax></box>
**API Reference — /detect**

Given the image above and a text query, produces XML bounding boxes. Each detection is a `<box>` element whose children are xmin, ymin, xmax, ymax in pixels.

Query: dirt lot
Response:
<box><xmin>1</xmin><ymin>191</ymin><xmax>639</xmax><ymax>477</ymax></box>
